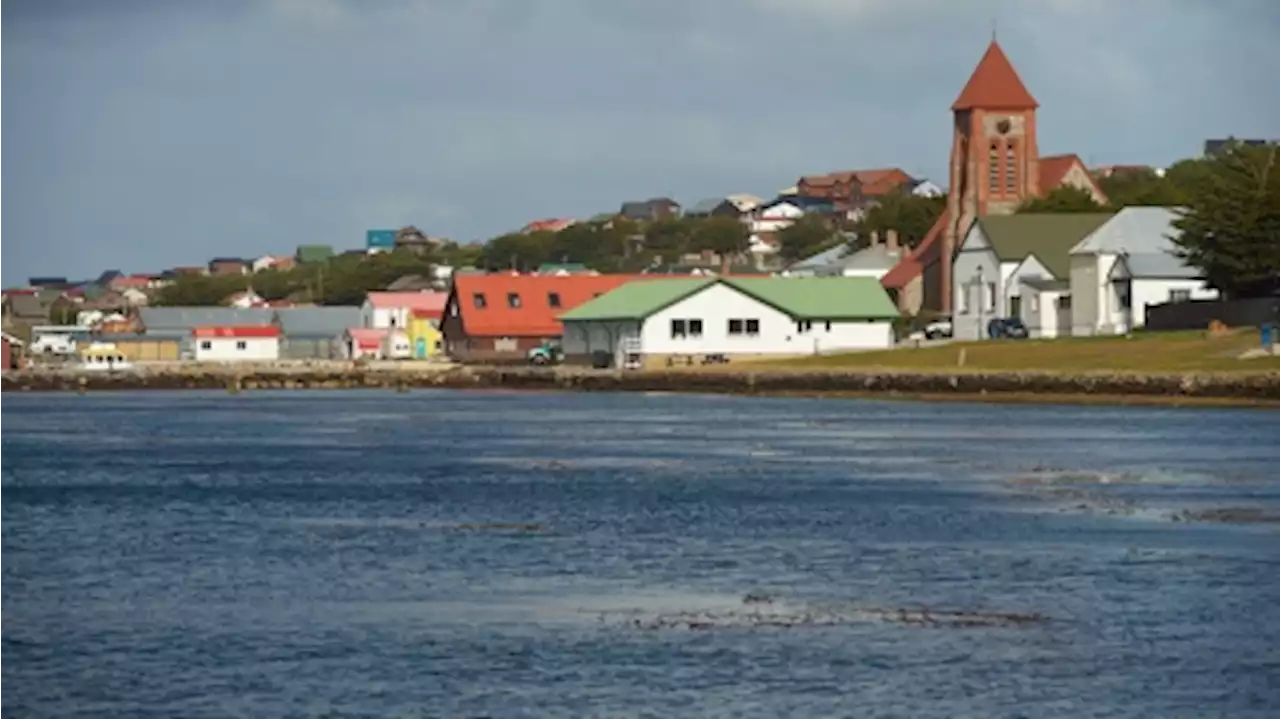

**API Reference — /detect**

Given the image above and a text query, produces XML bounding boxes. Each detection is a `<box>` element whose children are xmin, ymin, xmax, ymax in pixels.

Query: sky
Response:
<box><xmin>3</xmin><ymin>0</ymin><xmax>1279</xmax><ymax>285</ymax></box>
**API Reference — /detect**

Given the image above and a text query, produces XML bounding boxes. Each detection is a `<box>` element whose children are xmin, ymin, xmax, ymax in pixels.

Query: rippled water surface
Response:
<box><xmin>4</xmin><ymin>390</ymin><xmax>1279</xmax><ymax>717</ymax></box>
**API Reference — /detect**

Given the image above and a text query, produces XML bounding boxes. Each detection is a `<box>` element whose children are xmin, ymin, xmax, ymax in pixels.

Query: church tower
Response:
<box><xmin>940</xmin><ymin>39</ymin><xmax>1039</xmax><ymax>313</ymax></box>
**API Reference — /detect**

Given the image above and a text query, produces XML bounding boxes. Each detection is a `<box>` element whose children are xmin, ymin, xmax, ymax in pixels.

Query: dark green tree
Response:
<box><xmin>1172</xmin><ymin>144</ymin><xmax>1280</xmax><ymax>298</ymax></box>
<box><xmin>690</xmin><ymin>215</ymin><xmax>751</xmax><ymax>257</ymax></box>
<box><xmin>776</xmin><ymin>215</ymin><xmax>837</xmax><ymax>264</ymax></box>
<box><xmin>1018</xmin><ymin>185</ymin><xmax>1107</xmax><ymax>213</ymax></box>
<box><xmin>1098</xmin><ymin>168</ymin><xmax>1190</xmax><ymax>208</ymax></box>
<box><xmin>854</xmin><ymin>190</ymin><xmax>945</xmax><ymax>248</ymax></box>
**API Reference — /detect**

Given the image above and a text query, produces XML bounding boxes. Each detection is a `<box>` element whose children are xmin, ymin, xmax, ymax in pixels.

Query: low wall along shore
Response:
<box><xmin>3</xmin><ymin>364</ymin><xmax>1279</xmax><ymax>406</ymax></box>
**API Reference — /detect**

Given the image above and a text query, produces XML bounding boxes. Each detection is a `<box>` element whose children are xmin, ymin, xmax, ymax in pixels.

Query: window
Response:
<box><xmin>986</xmin><ymin>282</ymin><xmax>997</xmax><ymax>312</ymax></box>
<box><xmin>473</xmin><ymin>293</ymin><xmax>487</xmax><ymax>309</ymax></box>
<box><xmin>1005</xmin><ymin>140</ymin><xmax>1018</xmax><ymax>193</ymax></box>
<box><xmin>1169</xmin><ymin>289</ymin><xmax>1192</xmax><ymax>303</ymax></box>
<box><xmin>745</xmin><ymin>319</ymin><xmax>760</xmax><ymax>336</ymax></box>
<box><xmin>1030</xmin><ymin>295</ymin><xmax>1040</xmax><ymax>313</ymax></box>
<box><xmin>507</xmin><ymin>292</ymin><xmax>522</xmax><ymax>309</ymax></box>
<box><xmin>671</xmin><ymin>319</ymin><xmax>687</xmax><ymax>338</ymax></box>
<box><xmin>1120</xmin><ymin>287</ymin><xmax>1132</xmax><ymax>309</ymax></box>
<box><xmin>824</xmin><ymin>321</ymin><xmax>832</xmax><ymax>332</ymax></box>
<box><xmin>235</xmin><ymin>340</ymin><xmax>247</xmax><ymax>350</ymax></box>
<box><xmin>796</xmin><ymin>320</ymin><xmax>813</xmax><ymax>333</ymax></box>
<box><xmin>728</xmin><ymin>319</ymin><xmax>744</xmax><ymax>335</ymax></box>
<box><xmin>688</xmin><ymin>319</ymin><xmax>703</xmax><ymax>337</ymax></box>
<box><xmin>200</xmin><ymin>340</ymin><xmax>212</xmax><ymax>350</ymax></box>
<box><xmin>988</xmin><ymin>141</ymin><xmax>1001</xmax><ymax>192</ymax></box>
<box><xmin>1057</xmin><ymin>295</ymin><xmax>1073</xmax><ymax>310</ymax></box>
<box><xmin>548</xmin><ymin>292</ymin><xmax>561</xmax><ymax>308</ymax></box>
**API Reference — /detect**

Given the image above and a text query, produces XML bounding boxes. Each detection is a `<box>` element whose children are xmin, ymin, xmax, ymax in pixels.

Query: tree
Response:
<box><xmin>854</xmin><ymin>190</ymin><xmax>945</xmax><ymax>248</ymax></box>
<box><xmin>776</xmin><ymin>215</ymin><xmax>837</xmax><ymax>264</ymax></box>
<box><xmin>1098</xmin><ymin>168</ymin><xmax>1190</xmax><ymax>208</ymax></box>
<box><xmin>1018</xmin><ymin>185</ymin><xmax>1107</xmax><ymax>213</ymax></box>
<box><xmin>690</xmin><ymin>215</ymin><xmax>750</xmax><ymax>257</ymax></box>
<box><xmin>1172</xmin><ymin>144</ymin><xmax>1280</xmax><ymax>299</ymax></box>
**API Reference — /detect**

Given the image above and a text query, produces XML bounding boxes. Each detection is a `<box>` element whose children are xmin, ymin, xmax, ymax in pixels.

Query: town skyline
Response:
<box><xmin>5</xmin><ymin>0</ymin><xmax>1279</xmax><ymax>285</ymax></box>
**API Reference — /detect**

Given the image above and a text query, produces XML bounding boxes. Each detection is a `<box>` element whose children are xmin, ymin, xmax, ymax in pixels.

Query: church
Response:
<box><xmin>881</xmin><ymin>39</ymin><xmax>1107</xmax><ymax>316</ymax></box>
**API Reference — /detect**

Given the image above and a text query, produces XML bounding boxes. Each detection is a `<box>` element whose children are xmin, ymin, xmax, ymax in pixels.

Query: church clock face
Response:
<box><xmin>996</xmin><ymin>118</ymin><xmax>1012</xmax><ymax>135</ymax></box>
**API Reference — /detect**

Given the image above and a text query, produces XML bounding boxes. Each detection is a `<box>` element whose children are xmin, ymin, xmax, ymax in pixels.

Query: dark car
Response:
<box><xmin>987</xmin><ymin>317</ymin><xmax>1029</xmax><ymax>340</ymax></box>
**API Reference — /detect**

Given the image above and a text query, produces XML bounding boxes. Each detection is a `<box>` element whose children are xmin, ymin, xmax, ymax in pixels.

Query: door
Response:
<box><xmin>1009</xmin><ymin>295</ymin><xmax>1022</xmax><ymax>319</ymax></box>
<box><xmin>415</xmin><ymin>337</ymin><xmax>427</xmax><ymax>359</ymax></box>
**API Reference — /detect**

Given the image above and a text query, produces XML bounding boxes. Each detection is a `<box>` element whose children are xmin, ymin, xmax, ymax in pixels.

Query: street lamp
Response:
<box><xmin>976</xmin><ymin>265</ymin><xmax>985</xmax><ymax>340</ymax></box>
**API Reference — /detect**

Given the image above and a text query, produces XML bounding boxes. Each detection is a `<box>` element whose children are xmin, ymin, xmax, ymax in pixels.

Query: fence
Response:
<box><xmin>1145</xmin><ymin>297</ymin><xmax>1280</xmax><ymax>331</ymax></box>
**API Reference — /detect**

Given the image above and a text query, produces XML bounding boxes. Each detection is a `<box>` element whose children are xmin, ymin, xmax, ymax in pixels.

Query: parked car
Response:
<box><xmin>924</xmin><ymin>319</ymin><xmax>953</xmax><ymax>340</ymax></box>
<box><xmin>527</xmin><ymin>341</ymin><xmax>563</xmax><ymax>366</ymax></box>
<box><xmin>987</xmin><ymin>317</ymin><xmax>1029</xmax><ymax>339</ymax></box>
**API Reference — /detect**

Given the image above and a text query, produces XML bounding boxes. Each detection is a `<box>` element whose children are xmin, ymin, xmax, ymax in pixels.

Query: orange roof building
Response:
<box><xmin>440</xmin><ymin>274</ymin><xmax>646</xmax><ymax>363</ymax></box>
<box><xmin>881</xmin><ymin>39</ymin><xmax>1108</xmax><ymax>316</ymax></box>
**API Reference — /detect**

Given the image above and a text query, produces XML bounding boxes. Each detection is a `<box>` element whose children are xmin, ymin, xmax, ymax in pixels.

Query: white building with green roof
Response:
<box><xmin>558</xmin><ymin>277</ymin><xmax>899</xmax><ymax>367</ymax></box>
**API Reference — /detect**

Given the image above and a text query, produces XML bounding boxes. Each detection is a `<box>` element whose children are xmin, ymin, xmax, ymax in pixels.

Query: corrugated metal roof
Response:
<box><xmin>274</xmin><ymin>307</ymin><xmax>361</xmax><ymax>336</ymax></box>
<box><xmin>139</xmin><ymin>307</ymin><xmax>274</xmax><ymax>331</ymax></box>
<box><xmin>1116</xmin><ymin>253</ymin><xmax>1201</xmax><ymax>279</ymax></box>
<box><xmin>561</xmin><ymin>277</ymin><xmax>899</xmax><ymax>321</ymax></box>
<box><xmin>1070</xmin><ymin>206</ymin><xmax>1185</xmax><ymax>255</ymax></box>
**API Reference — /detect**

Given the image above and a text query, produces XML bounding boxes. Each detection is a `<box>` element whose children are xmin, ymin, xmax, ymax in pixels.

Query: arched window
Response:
<box><xmin>988</xmin><ymin>141</ymin><xmax>1001</xmax><ymax>193</ymax></box>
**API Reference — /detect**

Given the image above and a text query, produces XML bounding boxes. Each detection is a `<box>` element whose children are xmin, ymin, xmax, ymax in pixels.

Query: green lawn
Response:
<box><xmin>756</xmin><ymin>331</ymin><xmax>1280</xmax><ymax>374</ymax></box>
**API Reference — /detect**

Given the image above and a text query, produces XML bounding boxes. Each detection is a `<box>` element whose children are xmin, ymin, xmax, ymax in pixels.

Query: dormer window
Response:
<box><xmin>507</xmin><ymin>292</ymin><xmax>522</xmax><ymax>309</ymax></box>
<box><xmin>548</xmin><ymin>292</ymin><xmax>562</xmax><ymax>308</ymax></box>
<box><xmin>473</xmin><ymin>293</ymin><xmax>487</xmax><ymax>309</ymax></box>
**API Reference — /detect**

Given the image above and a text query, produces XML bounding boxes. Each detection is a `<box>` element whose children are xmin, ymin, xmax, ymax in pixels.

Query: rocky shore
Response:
<box><xmin>3</xmin><ymin>363</ymin><xmax>1279</xmax><ymax>406</ymax></box>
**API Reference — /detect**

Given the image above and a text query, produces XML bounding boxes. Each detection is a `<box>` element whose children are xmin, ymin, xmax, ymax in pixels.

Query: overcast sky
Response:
<box><xmin>3</xmin><ymin>0</ymin><xmax>1278</xmax><ymax>284</ymax></box>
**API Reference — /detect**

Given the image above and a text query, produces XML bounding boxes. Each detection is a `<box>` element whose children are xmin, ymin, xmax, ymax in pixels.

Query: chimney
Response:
<box><xmin>886</xmin><ymin>229</ymin><xmax>900</xmax><ymax>253</ymax></box>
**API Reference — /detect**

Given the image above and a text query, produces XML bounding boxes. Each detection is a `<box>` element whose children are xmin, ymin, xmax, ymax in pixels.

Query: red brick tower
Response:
<box><xmin>941</xmin><ymin>40</ymin><xmax>1039</xmax><ymax>313</ymax></box>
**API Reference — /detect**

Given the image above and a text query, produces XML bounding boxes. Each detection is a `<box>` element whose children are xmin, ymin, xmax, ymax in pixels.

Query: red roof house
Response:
<box><xmin>441</xmin><ymin>274</ymin><xmax>644</xmax><ymax>363</ymax></box>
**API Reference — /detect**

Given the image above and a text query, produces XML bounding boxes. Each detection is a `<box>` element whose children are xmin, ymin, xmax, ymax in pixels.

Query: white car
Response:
<box><xmin>923</xmin><ymin>320</ymin><xmax>953</xmax><ymax>340</ymax></box>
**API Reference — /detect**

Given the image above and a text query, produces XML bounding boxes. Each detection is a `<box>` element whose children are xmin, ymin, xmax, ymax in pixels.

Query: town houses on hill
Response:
<box><xmin>2</xmin><ymin>38</ymin><xmax>1258</xmax><ymax>371</ymax></box>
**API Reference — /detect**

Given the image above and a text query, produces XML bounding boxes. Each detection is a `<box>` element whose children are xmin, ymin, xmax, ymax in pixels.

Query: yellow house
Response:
<box><xmin>407</xmin><ymin>311</ymin><xmax>443</xmax><ymax>359</ymax></box>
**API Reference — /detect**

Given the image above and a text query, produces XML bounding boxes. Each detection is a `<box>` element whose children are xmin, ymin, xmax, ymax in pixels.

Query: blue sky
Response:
<box><xmin>3</xmin><ymin>0</ymin><xmax>1278</xmax><ymax>285</ymax></box>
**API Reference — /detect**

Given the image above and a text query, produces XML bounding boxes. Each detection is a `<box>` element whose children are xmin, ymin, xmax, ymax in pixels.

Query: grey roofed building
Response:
<box><xmin>385</xmin><ymin>274</ymin><xmax>435</xmax><ymax>292</ymax></box>
<box><xmin>274</xmin><ymin>306</ymin><xmax>359</xmax><ymax>360</ymax></box>
<box><xmin>274</xmin><ymin>307</ymin><xmax>361</xmax><ymax>337</ymax></box>
<box><xmin>1113</xmin><ymin>252</ymin><xmax>1201</xmax><ymax>280</ymax></box>
<box><xmin>1069</xmin><ymin>206</ymin><xmax>1184</xmax><ymax>256</ymax></box>
<box><xmin>685</xmin><ymin>198</ymin><xmax>724</xmax><ymax>216</ymax></box>
<box><xmin>790</xmin><ymin>243</ymin><xmax>903</xmax><ymax>277</ymax></box>
<box><xmin>138</xmin><ymin>307</ymin><xmax>274</xmax><ymax>332</ymax></box>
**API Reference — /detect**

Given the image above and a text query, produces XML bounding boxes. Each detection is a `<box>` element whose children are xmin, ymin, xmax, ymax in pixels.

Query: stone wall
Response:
<box><xmin>3</xmin><ymin>365</ymin><xmax>1279</xmax><ymax>405</ymax></box>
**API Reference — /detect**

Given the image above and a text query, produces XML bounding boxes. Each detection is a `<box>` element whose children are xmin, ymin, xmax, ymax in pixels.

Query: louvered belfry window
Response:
<box><xmin>1005</xmin><ymin>140</ymin><xmax>1018</xmax><ymax>193</ymax></box>
<box><xmin>988</xmin><ymin>141</ymin><xmax>1001</xmax><ymax>193</ymax></box>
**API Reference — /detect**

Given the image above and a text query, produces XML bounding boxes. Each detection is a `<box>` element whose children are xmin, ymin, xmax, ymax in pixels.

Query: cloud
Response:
<box><xmin>2</xmin><ymin>0</ymin><xmax>1278</xmax><ymax>283</ymax></box>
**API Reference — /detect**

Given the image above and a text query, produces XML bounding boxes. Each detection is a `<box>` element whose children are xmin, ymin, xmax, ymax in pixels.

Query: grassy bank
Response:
<box><xmin>750</xmin><ymin>331</ymin><xmax>1280</xmax><ymax>374</ymax></box>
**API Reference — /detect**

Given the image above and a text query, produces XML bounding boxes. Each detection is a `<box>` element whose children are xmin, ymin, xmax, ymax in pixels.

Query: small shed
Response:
<box><xmin>2</xmin><ymin>332</ymin><xmax>26</xmax><ymax>370</ymax></box>
<box><xmin>192</xmin><ymin>326</ymin><xmax>281</xmax><ymax>362</ymax></box>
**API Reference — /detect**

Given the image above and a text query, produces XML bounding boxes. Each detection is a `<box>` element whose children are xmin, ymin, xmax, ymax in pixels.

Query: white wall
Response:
<box><xmin>952</xmin><ymin>227</ymin><xmax>1002</xmax><ymax>341</ymax></box>
<box><xmin>1127</xmin><ymin>279</ymin><xmax>1219</xmax><ymax>331</ymax></box>
<box><xmin>1069</xmin><ymin>252</ymin><xmax>1123</xmax><ymax>335</ymax></box>
<box><xmin>639</xmin><ymin>282</ymin><xmax>892</xmax><ymax>355</ymax></box>
<box><xmin>1022</xmin><ymin>289</ymin><xmax>1069</xmax><ymax>338</ymax></box>
<box><xmin>361</xmin><ymin>302</ymin><xmax>409</xmax><ymax>329</ymax></box>
<box><xmin>193</xmin><ymin>336</ymin><xmax>279</xmax><ymax>361</ymax></box>
<box><xmin>749</xmin><ymin>203</ymin><xmax>803</xmax><ymax>233</ymax></box>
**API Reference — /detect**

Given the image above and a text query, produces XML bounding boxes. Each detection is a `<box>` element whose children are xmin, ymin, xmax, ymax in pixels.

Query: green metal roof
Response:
<box><xmin>296</xmin><ymin>244</ymin><xmax>335</xmax><ymax>263</ymax></box>
<box><xmin>560</xmin><ymin>276</ymin><xmax>900</xmax><ymax>322</ymax></box>
<box><xmin>559</xmin><ymin>278</ymin><xmax>712</xmax><ymax>321</ymax></box>
<box><xmin>977</xmin><ymin>213</ymin><xmax>1114</xmax><ymax>279</ymax></box>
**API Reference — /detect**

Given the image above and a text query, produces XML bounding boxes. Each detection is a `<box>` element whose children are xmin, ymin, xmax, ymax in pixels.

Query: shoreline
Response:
<box><xmin>4</xmin><ymin>364</ymin><xmax>1279</xmax><ymax>408</ymax></box>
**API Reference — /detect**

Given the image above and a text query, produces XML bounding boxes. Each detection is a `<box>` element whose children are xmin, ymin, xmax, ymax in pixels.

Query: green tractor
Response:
<box><xmin>526</xmin><ymin>340</ymin><xmax>563</xmax><ymax>366</ymax></box>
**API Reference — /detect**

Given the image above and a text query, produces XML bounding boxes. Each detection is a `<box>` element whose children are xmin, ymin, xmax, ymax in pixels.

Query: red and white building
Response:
<box><xmin>361</xmin><ymin>291</ymin><xmax>448</xmax><ymax>330</ymax></box>
<box><xmin>191</xmin><ymin>326</ymin><xmax>280</xmax><ymax>362</ymax></box>
<box><xmin>345</xmin><ymin>327</ymin><xmax>389</xmax><ymax>360</ymax></box>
